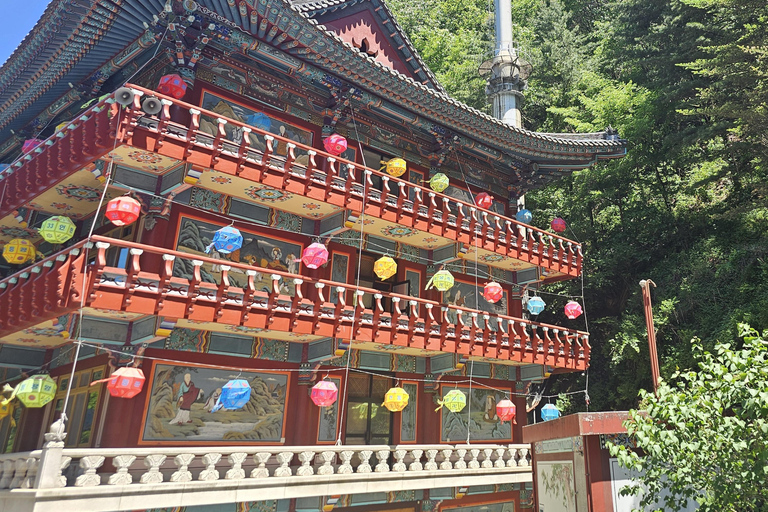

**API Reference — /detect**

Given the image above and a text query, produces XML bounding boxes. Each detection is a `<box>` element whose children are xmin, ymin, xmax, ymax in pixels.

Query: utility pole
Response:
<box><xmin>639</xmin><ymin>280</ymin><xmax>660</xmax><ymax>394</ymax></box>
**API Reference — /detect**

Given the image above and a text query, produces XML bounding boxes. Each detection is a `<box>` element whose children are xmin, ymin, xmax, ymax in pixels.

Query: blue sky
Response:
<box><xmin>0</xmin><ymin>0</ymin><xmax>52</xmax><ymax>67</ymax></box>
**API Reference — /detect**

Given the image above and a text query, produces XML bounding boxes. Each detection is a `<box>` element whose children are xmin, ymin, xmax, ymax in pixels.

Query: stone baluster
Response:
<box><xmin>424</xmin><ymin>450</ymin><xmax>439</xmax><ymax>471</ymax></box>
<box><xmin>251</xmin><ymin>453</ymin><xmax>271</xmax><ymax>478</ymax></box>
<box><xmin>408</xmin><ymin>449</ymin><xmax>423</xmax><ymax>471</ymax></box>
<box><xmin>58</xmin><ymin>456</ymin><xmax>72</xmax><ymax>488</ymax></box>
<box><xmin>140</xmin><ymin>454</ymin><xmax>167</xmax><ymax>484</ymax></box>
<box><xmin>226</xmin><ymin>453</ymin><xmax>247</xmax><ymax>480</ymax></box>
<box><xmin>108</xmin><ymin>455</ymin><xmax>136</xmax><ymax>485</ymax></box>
<box><xmin>440</xmin><ymin>449</ymin><xmax>454</xmax><ymax>470</ymax></box>
<box><xmin>356</xmin><ymin>450</ymin><xmax>373</xmax><ymax>473</ymax></box>
<box><xmin>317</xmin><ymin>451</ymin><xmax>335</xmax><ymax>475</ymax></box>
<box><xmin>75</xmin><ymin>455</ymin><xmax>105</xmax><ymax>487</ymax></box>
<box><xmin>454</xmin><ymin>449</ymin><xmax>467</xmax><ymax>470</ymax></box>
<box><xmin>10</xmin><ymin>457</ymin><xmax>30</xmax><ymax>489</ymax></box>
<box><xmin>494</xmin><ymin>448</ymin><xmax>506</xmax><ymax>468</ymax></box>
<box><xmin>392</xmin><ymin>449</ymin><xmax>407</xmax><ymax>472</ymax></box>
<box><xmin>518</xmin><ymin>447</ymin><xmax>530</xmax><ymax>467</ymax></box>
<box><xmin>199</xmin><ymin>453</ymin><xmax>221</xmax><ymax>481</ymax></box>
<box><xmin>171</xmin><ymin>454</ymin><xmax>195</xmax><ymax>482</ymax></box>
<box><xmin>0</xmin><ymin>459</ymin><xmax>15</xmax><ymax>488</ymax></box>
<box><xmin>467</xmin><ymin>449</ymin><xmax>480</xmax><ymax>469</ymax></box>
<box><xmin>481</xmin><ymin>448</ymin><xmax>494</xmax><ymax>468</ymax></box>
<box><xmin>274</xmin><ymin>452</ymin><xmax>294</xmax><ymax>477</ymax></box>
<box><xmin>374</xmin><ymin>450</ymin><xmax>390</xmax><ymax>473</ymax></box>
<box><xmin>297</xmin><ymin>451</ymin><xmax>316</xmax><ymax>476</ymax></box>
<box><xmin>506</xmin><ymin>447</ymin><xmax>518</xmax><ymax>467</ymax></box>
<box><xmin>338</xmin><ymin>451</ymin><xmax>354</xmax><ymax>474</ymax></box>
<box><xmin>20</xmin><ymin>457</ymin><xmax>38</xmax><ymax>489</ymax></box>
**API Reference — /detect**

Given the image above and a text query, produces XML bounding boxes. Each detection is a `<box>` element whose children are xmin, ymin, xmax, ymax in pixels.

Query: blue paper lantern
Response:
<box><xmin>527</xmin><ymin>296</ymin><xmax>546</xmax><ymax>315</ymax></box>
<box><xmin>213</xmin><ymin>379</ymin><xmax>252</xmax><ymax>411</ymax></box>
<box><xmin>206</xmin><ymin>226</ymin><xmax>243</xmax><ymax>254</ymax></box>
<box><xmin>516</xmin><ymin>209</ymin><xmax>533</xmax><ymax>224</ymax></box>
<box><xmin>541</xmin><ymin>403</ymin><xmax>560</xmax><ymax>421</ymax></box>
<box><xmin>246</xmin><ymin>112</ymin><xmax>272</xmax><ymax>132</ymax></box>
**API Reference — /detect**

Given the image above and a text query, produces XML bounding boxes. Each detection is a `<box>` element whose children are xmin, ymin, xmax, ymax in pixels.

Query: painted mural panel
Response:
<box><xmin>174</xmin><ymin>216</ymin><xmax>302</xmax><ymax>295</ymax></box>
<box><xmin>441</xmin><ymin>279</ymin><xmax>508</xmax><ymax>330</ymax></box>
<box><xmin>141</xmin><ymin>363</ymin><xmax>288</xmax><ymax>443</ymax></box>
<box><xmin>400</xmin><ymin>382</ymin><xmax>418</xmax><ymax>442</ymax></box>
<box><xmin>440</xmin><ymin>385</ymin><xmax>512</xmax><ymax>442</ymax></box>
<box><xmin>536</xmin><ymin>461</ymin><xmax>577</xmax><ymax>512</ymax></box>
<box><xmin>444</xmin><ymin>502</ymin><xmax>515</xmax><ymax>512</ymax></box>
<box><xmin>317</xmin><ymin>377</ymin><xmax>341</xmax><ymax>442</ymax></box>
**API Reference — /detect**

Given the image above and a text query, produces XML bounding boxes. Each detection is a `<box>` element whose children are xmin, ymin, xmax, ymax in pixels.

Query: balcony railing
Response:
<box><xmin>0</xmin><ymin>236</ymin><xmax>590</xmax><ymax>368</ymax></box>
<box><xmin>119</xmin><ymin>84</ymin><xmax>582</xmax><ymax>279</ymax></box>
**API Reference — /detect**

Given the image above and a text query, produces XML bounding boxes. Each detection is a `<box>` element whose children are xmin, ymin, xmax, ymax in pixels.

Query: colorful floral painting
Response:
<box><xmin>141</xmin><ymin>363</ymin><xmax>288</xmax><ymax>443</ymax></box>
<box><xmin>537</xmin><ymin>461</ymin><xmax>576</xmax><ymax>512</ymax></box>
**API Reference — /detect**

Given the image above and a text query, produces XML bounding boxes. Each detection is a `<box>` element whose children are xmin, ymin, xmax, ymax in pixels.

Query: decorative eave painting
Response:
<box><xmin>140</xmin><ymin>362</ymin><xmax>289</xmax><ymax>444</ymax></box>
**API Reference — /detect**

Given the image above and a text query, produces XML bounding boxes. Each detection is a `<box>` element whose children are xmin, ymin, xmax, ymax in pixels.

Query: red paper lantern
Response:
<box><xmin>475</xmin><ymin>192</ymin><xmax>493</xmax><ymax>210</ymax></box>
<box><xmin>551</xmin><ymin>217</ymin><xmax>567</xmax><ymax>233</ymax></box>
<box><xmin>496</xmin><ymin>399</ymin><xmax>517</xmax><ymax>424</ymax></box>
<box><xmin>157</xmin><ymin>74</ymin><xmax>188</xmax><ymax>99</ymax></box>
<box><xmin>323</xmin><ymin>134</ymin><xmax>348</xmax><ymax>156</ymax></box>
<box><xmin>105</xmin><ymin>196</ymin><xmax>141</xmax><ymax>226</ymax></box>
<box><xmin>302</xmin><ymin>242</ymin><xmax>329</xmax><ymax>269</ymax></box>
<box><xmin>483</xmin><ymin>281</ymin><xmax>504</xmax><ymax>303</ymax></box>
<box><xmin>100</xmin><ymin>367</ymin><xmax>146</xmax><ymax>399</ymax></box>
<box><xmin>311</xmin><ymin>380</ymin><xmax>338</xmax><ymax>407</ymax></box>
<box><xmin>564</xmin><ymin>300</ymin><xmax>583</xmax><ymax>319</ymax></box>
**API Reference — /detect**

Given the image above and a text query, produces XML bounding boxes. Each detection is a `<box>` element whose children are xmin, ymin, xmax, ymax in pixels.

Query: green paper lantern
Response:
<box><xmin>38</xmin><ymin>216</ymin><xmax>76</xmax><ymax>244</ymax></box>
<box><xmin>436</xmin><ymin>389</ymin><xmax>466</xmax><ymax>413</ymax></box>
<box><xmin>427</xmin><ymin>269</ymin><xmax>455</xmax><ymax>291</ymax></box>
<box><xmin>16</xmin><ymin>375</ymin><xmax>56</xmax><ymax>408</ymax></box>
<box><xmin>428</xmin><ymin>173</ymin><xmax>450</xmax><ymax>193</ymax></box>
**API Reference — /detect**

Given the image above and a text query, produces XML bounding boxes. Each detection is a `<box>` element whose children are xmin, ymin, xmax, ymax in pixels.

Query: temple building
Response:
<box><xmin>0</xmin><ymin>0</ymin><xmax>626</xmax><ymax>511</ymax></box>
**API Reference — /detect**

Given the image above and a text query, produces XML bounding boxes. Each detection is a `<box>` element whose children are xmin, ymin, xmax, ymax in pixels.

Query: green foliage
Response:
<box><xmin>609</xmin><ymin>326</ymin><xmax>768</xmax><ymax>512</ymax></box>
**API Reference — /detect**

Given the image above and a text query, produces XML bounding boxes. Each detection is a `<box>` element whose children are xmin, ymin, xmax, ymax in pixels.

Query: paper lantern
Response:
<box><xmin>541</xmin><ymin>403</ymin><xmax>561</xmax><ymax>421</ymax></box>
<box><xmin>475</xmin><ymin>192</ymin><xmax>493</xmax><ymax>210</ymax></box>
<box><xmin>385</xmin><ymin>158</ymin><xmax>407</xmax><ymax>178</ymax></box>
<box><xmin>311</xmin><ymin>379</ymin><xmax>338</xmax><ymax>407</ymax></box>
<box><xmin>436</xmin><ymin>389</ymin><xmax>466</xmax><ymax>413</ymax></box>
<box><xmin>564</xmin><ymin>300</ymin><xmax>583</xmax><ymax>319</ymax></box>
<box><xmin>3</xmin><ymin>239</ymin><xmax>35</xmax><ymax>264</ymax></box>
<box><xmin>38</xmin><ymin>216</ymin><xmax>76</xmax><ymax>244</ymax></box>
<box><xmin>213</xmin><ymin>379</ymin><xmax>252</xmax><ymax>411</ymax></box>
<box><xmin>157</xmin><ymin>73</ymin><xmax>188</xmax><ymax>99</ymax></box>
<box><xmin>106</xmin><ymin>367</ymin><xmax>146</xmax><ymax>399</ymax></box>
<box><xmin>428</xmin><ymin>173</ymin><xmax>449</xmax><ymax>193</ymax></box>
<box><xmin>427</xmin><ymin>269</ymin><xmax>454</xmax><ymax>291</ymax></box>
<box><xmin>382</xmin><ymin>386</ymin><xmax>409</xmax><ymax>412</ymax></box>
<box><xmin>0</xmin><ymin>400</ymin><xmax>13</xmax><ymax>420</ymax></box>
<box><xmin>206</xmin><ymin>226</ymin><xmax>243</xmax><ymax>254</ymax></box>
<box><xmin>516</xmin><ymin>209</ymin><xmax>532</xmax><ymax>224</ymax></box>
<box><xmin>551</xmin><ymin>217</ymin><xmax>566</xmax><ymax>233</ymax></box>
<box><xmin>527</xmin><ymin>296</ymin><xmax>546</xmax><ymax>315</ymax></box>
<box><xmin>496</xmin><ymin>398</ymin><xmax>517</xmax><ymax>424</ymax></box>
<box><xmin>323</xmin><ymin>134</ymin><xmax>348</xmax><ymax>156</ymax></box>
<box><xmin>22</xmin><ymin>139</ymin><xmax>43</xmax><ymax>154</ymax></box>
<box><xmin>105</xmin><ymin>196</ymin><xmax>141</xmax><ymax>226</ymax></box>
<box><xmin>483</xmin><ymin>281</ymin><xmax>504</xmax><ymax>303</ymax></box>
<box><xmin>373</xmin><ymin>255</ymin><xmax>397</xmax><ymax>280</ymax></box>
<box><xmin>302</xmin><ymin>242</ymin><xmax>329</xmax><ymax>269</ymax></box>
<box><xmin>16</xmin><ymin>375</ymin><xmax>56</xmax><ymax>408</ymax></box>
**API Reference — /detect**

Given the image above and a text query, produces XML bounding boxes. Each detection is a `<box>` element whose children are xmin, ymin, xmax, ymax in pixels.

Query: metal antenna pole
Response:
<box><xmin>639</xmin><ymin>280</ymin><xmax>660</xmax><ymax>394</ymax></box>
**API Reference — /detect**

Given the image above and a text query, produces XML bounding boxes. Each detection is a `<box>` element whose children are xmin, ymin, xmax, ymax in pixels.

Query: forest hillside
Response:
<box><xmin>389</xmin><ymin>0</ymin><xmax>768</xmax><ymax>411</ymax></box>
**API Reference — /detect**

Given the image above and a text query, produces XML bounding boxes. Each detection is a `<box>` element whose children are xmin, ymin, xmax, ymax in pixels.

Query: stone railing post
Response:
<box><xmin>251</xmin><ymin>453</ymin><xmax>271</xmax><ymax>478</ymax></box>
<box><xmin>34</xmin><ymin>419</ymin><xmax>67</xmax><ymax>489</ymax></box>
<box><xmin>440</xmin><ymin>449</ymin><xmax>453</xmax><ymax>470</ymax></box>
<box><xmin>408</xmin><ymin>449</ymin><xmax>423</xmax><ymax>471</ymax></box>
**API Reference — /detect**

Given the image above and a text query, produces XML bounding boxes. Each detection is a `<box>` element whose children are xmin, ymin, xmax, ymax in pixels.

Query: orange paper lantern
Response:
<box><xmin>105</xmin><ymin>196</ymin><xmax>141</xmax><ymax>226</ymax></box>
<box><xmin>92</xmin><ymin>367</ymin><xmax>146</xmax><ymax>399</ymax></box>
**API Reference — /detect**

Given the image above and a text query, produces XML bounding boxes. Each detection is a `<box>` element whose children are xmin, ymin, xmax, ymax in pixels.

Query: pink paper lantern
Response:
<box><xmin>157</xmin><ymin>74</ymin><xmax>188</xmax><ymax>99</ymax></box>
<box><xmin>311</xmin><ymin>380</ymin><xmax>338</xmax><ymax>407</ymax></box>
<box><xmin>302</xmin><ymin>242</ymin><xmax>329</xmax><ymax>269</ymax></box>
<box><xmin>475</xmin><ymin>192</ymin><xmax>493</xmax><ymax>210</ymax></box>
<box><xmin>496</xmin><ymin>399</ymin><xmax>517</xmax><ymax>424</ymax></box>
<box><xmin>22</xmin><ymin>139</ymin><xmax>43</xmax><ymax>154</ymax></box>
<box><xmin>564</xmin><ymin>300</ymin><xmax>583</xmax><ymax>319</ymax></box>
<box><xmin>483</xmin><ymin>281</ymin><xmax>503</xmax><ymax>303</ymax></box>
<box><xmin>105</xmin><ymin>196</ymin><xmax>141</xmax><ymax>226</ymax></box>
<box><xmin>323</xmin><ymin>134</ymin><xmax>348</xmax><ymax>156</ymax></box>
<box><xmin>551</xmin><ymin>217</ymin><xmax>567</xmax><ymax>233</ymax></box>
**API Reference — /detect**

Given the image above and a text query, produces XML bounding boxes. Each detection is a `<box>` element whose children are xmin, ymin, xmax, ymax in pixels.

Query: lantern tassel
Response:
<box><xmin>435</xmin><ymin>400</ymin><xmax>446</xmax><ymax>412</ymax></box>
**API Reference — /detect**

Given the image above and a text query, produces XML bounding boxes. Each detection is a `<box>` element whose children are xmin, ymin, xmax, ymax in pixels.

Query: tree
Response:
<box><xmin>609</xmin><ymin>325</ymin><xmax>768</xmax><ymax>512</ymax></box>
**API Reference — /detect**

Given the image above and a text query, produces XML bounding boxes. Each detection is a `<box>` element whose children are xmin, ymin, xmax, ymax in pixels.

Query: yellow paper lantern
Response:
<box><xmin>428</xmin><ymin>173</ymin><xmax>449</xmax><ymax>193</ymax></box>
<box><xmin>426</xmin><ymin>269</ymin><xmax>455</xmax><ymax>291</ymax></box>
<box><xmin>382</xmin><ymin>386</ymin><xmax>409</xmax><ymax>412</ymax></box>
<box><xmin>3</xmin><ymin>239</ymin><xmax>36</xmax><ymax>264</ymax></box>
<box><xmin>38</xmin><ymin>216</ymin><xmax>76</xmax><ymax>244</ymax></box>
<box><xmin>15</xmin><ymin>375</ymin><xmax>56</xmax><ymax>408</ymax></box>
<box><xmin>373</xmin><ymin>255</ymin><xmax>397</xmax><ymax>280</ymax></box>
<box><xmin>435</xmin><ymin>389</ymin><xmax>466</xmax><ymax>413</ymax></box>
<box><xmin>385</xmin><ymin>158</ymin><xmax>407</xmax><ymax>178</ymax></box>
